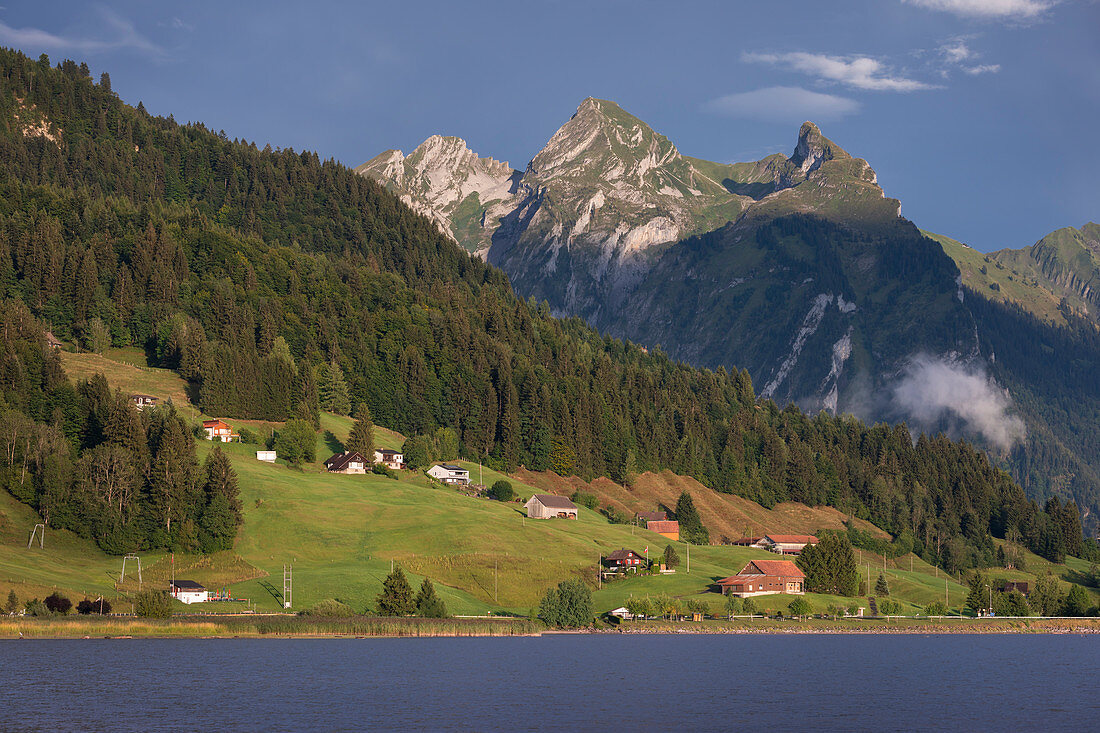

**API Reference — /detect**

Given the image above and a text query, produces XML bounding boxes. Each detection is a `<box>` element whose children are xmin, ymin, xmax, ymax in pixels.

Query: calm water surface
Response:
<box><xmin>0</xmin><ymin>634</ymin><xmax>1096</xmax><ymax>731</ymax></box>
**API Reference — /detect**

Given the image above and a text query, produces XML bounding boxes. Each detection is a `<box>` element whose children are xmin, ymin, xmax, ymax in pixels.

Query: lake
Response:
<box><xmin>0</xmin><ymin>634</ymin><xmax>1096</xmax><ymax>731</ymax></box>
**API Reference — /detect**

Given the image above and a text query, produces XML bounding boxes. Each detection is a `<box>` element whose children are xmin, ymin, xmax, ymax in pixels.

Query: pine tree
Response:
<box><xmin>5</xmin><ymin>589</ymin><xmax>17</xmax><ymax>614</ymax></box>
<box><xmin>347</xmin><ymin>402</ymin><xmax>374</xmax><ymax>460</ymax></box>
<box><xmin>199</xmin><ymin>445</ymin><xmax>242</xmax><ymax>551</ymax></box>
<box><xmin>376</xmin><ymin>567</ymin><xmax>415</xmax><ymax>616</ymax></box>
<box><xmin>415</xmin><ymin>578</ymin><xmax>449</xmax><ymax>618</ymax></box>
<box><xmin>875</xmin><ymin>573</ymin><xmax>890</xmax><ymax>597</ymax></box>
<box><xmin>663</xmin><ymin>544</ymin><xmax>680</xmax><ymax>569</ymax></box>
<box><xmin>674</xmin><ymin>491</ymin><xmax>709</xmax><ymax>545</ymax></box>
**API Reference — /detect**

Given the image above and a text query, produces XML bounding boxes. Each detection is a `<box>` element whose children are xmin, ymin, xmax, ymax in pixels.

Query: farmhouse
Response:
<box><xmin>374</xmin><ymin>448</ymin><xmax>405</xmax><ymax>470</ymax></box>
<box><xmin>524</xmin><ymin>494</ymin><xmax>578</xmax><ymax>519</ymax></box>
<box><xmin>1000</xmin><ymin>580</ymin><xmax>1030</xmax><ymax>596</ymax></box>
<box><xmin>636</xmin><ymin>510</ymin><xmax>667</xmax><ymax>524</ymax></box>
<box><xmin>170</xmin><ymin>580</ymin><xmax>208</xmax><ymax>604</ymax></box>
<box><xmin>44</xmin><ymin>331</ymin><xmax>63</xmax><ymax>350</ymax></box>
<box><xmin>714</xmin><ymin>560</ymin><xmax>805</xmax><ymax>597</ymax></box>
<box><xmin>202</xmin><ymin>419</ymin><xmax>238</xmax><ymax>442</ymax></box>
<box><xmin>605</xmin><ymin>548</ymin><xmax>646</xmax><ymax>571</ymax></box>
<box><xmin>761</xmin><ymin>534</ymin><xmax>819</xmax><ymax>555</ymax></box>
<box><xmin>646</xmin><ymin>520</ymin><xmax>680</xmax><ymax>541</ymax></box>
<box><xmin>130</xmin><ymin>394</ymin><xmax>159</xmax><ymax>410</ymax></box>
<box><xmin>324</xmin><ymin>451</ymin><xmax>369</xmax><ymax>474</ymax></box>
<box><xmin>427</xmin><ymin>464</ymin><xmax>470</xmax><ymax>485</ymax></box>
<box><xmin>731</xmin><ymin>536</ymin><xmax>767</xmax><ymax>548</ymax></box>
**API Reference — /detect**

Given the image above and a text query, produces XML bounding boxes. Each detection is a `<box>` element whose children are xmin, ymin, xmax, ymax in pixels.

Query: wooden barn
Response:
<box><xmin>714</xmin><ymin>560</ymin><xmax>805</xmax><ymax>597</ymax></box>
<box><xmin>524</xmin><ymin>494</ymin><xmax>578</xmax><ymax>519</ymax></box>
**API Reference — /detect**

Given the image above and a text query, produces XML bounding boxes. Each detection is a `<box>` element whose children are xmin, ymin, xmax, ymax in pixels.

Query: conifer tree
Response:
<box><xmin>875</xmin><ymin>573</ymin><xmax>891</xmax><ymax>597</ymax></box>
<box><xmin>199</xmin><ymin>445</ymin><xmax>242</xmax><ymax>551</ymax></box>
<box><xmin>346</xmin><ymin>402</ymin><xmax>374</xmax><ymax>459</ymax></box>
<box><xmin>674</xmin><ymin>491</ymin><xmax>709</xmax><ymax>545</ymax></box>
<box><xmin>415</xmin><ymin>578</ymin><xmax>449</xmax><ymax>618</ymax></box>
<box><xmin>376</xmin><ymin>567</ymin><xmax>415</xmax><ymax>616</ymax></box>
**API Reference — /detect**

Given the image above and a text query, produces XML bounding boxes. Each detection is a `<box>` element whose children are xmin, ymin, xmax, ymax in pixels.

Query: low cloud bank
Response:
<box><xmin>891</xmin><ymin>354</ymin><xmax>1025</xmax><ymax>450</ymax></box>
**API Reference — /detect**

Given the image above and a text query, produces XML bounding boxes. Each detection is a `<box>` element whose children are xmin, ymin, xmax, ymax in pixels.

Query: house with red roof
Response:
<box><xmin>714</xmin><ymin>560</ymin><xmax>805</xmax><ymax>597</ymax></box>
<box><xmin>202</xmin><ymin>419</ymin><xmax>238</xmax><ymax>442</ymax></box>
<box><xmin>761</xmin><ymin>534</ymin><xmax>819</xmax><ymax>555</ymax></box>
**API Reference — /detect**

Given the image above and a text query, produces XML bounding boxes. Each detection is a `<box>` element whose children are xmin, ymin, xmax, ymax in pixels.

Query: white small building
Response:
<box><xmin>374</xmin><ymin>448</ymin><xmax>405</xmax><ymax>470</ymax></box>
<box><xmin>170</xmin><ymin>580</ymin><xmax>208</xmax><ymax>604</ymax></box>
<box><xmin>256</xmin><ymin>450</ymin><xmax>277</xmax><ymax>462</ymax></box>
<box><xmin>427</xmin><ymin>464</ymin><xmax>470</xmax><ymax>485</ymax></box>
<box><xmin>524</xmin><ymin>494</ymin><xmax>579</xmax><ymax>519</ymax></box>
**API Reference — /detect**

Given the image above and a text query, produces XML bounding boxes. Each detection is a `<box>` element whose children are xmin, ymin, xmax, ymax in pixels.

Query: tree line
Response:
<box><xmin>0</xmin><ymin>47</ymin><xmax>1092</xmax><ymax>573</ymax></box>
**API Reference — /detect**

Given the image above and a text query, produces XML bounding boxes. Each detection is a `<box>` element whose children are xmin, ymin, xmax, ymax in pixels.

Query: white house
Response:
<box><xmin>374</xmin><ymin>448</ymin><xmax>405</xmax><ymax>470</ymax></box>
<box><xmin>324</xmin><ymin>451</ymin><xmax>369</xmax><ymax>475</ymax></box>
<box><xmin>170</xmin><ymin>580</ymin><xmax>208</xmax><ymax>604</ymax></box>
<box><xmin>427</xmin><ymin>464</ymin><xmax>470</xmax><ymax>485</ymax></box>
<box><xmin>524</xmin><ymin>494</ymin><xmax>579</xmax><ymax>519</ymax></box>
<box><xmin>256</xmin><ymin>450</ymin><xmax>277</xmax><ymax>462</ymax></box>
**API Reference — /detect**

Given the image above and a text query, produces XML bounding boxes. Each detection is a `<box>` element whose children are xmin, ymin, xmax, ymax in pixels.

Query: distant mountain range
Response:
<box><xmin>359</xmin><ymin>99</ymin><xmax>1100</xmax><ymax>526</ymax></box>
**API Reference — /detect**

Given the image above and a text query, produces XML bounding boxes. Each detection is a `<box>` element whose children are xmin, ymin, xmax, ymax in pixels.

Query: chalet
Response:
<box><xmin>374</xmin><ymin>448</ymin><xmax>405</xmax><ymax>470</ymax></box>
<box><xmin>999</xmin><ymin>581</ymin><xmax>1030</xmax><ymax>596</ymax></box>
<box><xmin>524</xmin><ymin>494</ymin><xmax>579</xmax><ymax>519</ymax></box>
<box><xmin>761</xmin><ymin>534</ymin><xmax>819</xmax><ymax>555</ymax></box>
<box><xmin>202</xmin><ymin>419</ymin><xmax>239</xmax><ymax>442</ymax></box>
<box><xmin>44</xmin><ymin>332</ymin><xmax>63</xmax><ymax>350</ymax></box>
<box><xmin>324</xmin><ymin>451</ymin><xmax>369</xmax><ymax>474</ymax></box>
<box><xmin>646</xmin><ymin>520</ymin><xmax>680</xmax><ymax>541</ymax></box>
<box><xmin>256</xmin><ymin>450</ymin><xmax>277</xmax><ymax>462</ymax></box>
<box><xmin>170</xmin><ymin>580</ymin><xmax>208</xmax><ymax>604</ymax></box>
<box><xmin>714</xmin><ymin>560</ymin><xmax>805</xmax><ymax>597</ymax></box>
<box><xmin>636</xmin><ymin>510</ymin><xmax>667</xmax><ymax>525</ymax></box>
<box><xmin>130</xmin><ymin>394</ymin><xmax>159</xmax><ymax>411</ymax></box>
<box><xmin>427</xmin><ymin>464</ymin><xmax>470</xmax><ymax>485</ymax></box>
<box><xmin>605</xmin><ymin>548</ymin><xmax>646</xmax><ymax>571</ymax></box>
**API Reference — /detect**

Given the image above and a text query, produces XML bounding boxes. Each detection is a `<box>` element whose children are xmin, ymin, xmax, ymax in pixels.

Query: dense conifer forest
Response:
<box><xmin>0</xmin><ymin>47</ymin><xmax>1093</xmax><ymax>567</ymax></box>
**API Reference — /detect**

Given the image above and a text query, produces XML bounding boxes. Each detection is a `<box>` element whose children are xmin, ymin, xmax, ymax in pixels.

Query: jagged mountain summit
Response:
<box><xmin>358</xmin><ymin>99</ymin><xmax>1100</xmax><ymax>522</ymax></box>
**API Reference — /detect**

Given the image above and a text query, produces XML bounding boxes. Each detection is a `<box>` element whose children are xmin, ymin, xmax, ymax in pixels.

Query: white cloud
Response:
<box><xmin>892</xmin><ymin>354</ymin><xmax>1026</xmax><ymax>450</ymax></box>
<box><xmin>902</xmin><ymin>0</ymin><xmax>1054</xmax><ymax>19</ymax></box>
<box><xmin>0</xmin><ymin>8</ymin><xmax>161</xmax><ymax>56</ymax></box>
<box><xmin>743</xmin><ymin>51</ymin><xmax>933</xmax><ymax>92</ymax></box>
<box><xmin>941</xmin><ymin>39</ymin><xmax>974</xmax><ymax>63</ymax></box>
<box><xmin>704</xmin><ymin>86</ymin><xmax>861</xmax><ymax>122</ymax></box>
<box><xmin>963</xmin><ymin>63</ymin><xmax>1002</xmax><ymax>74</ymax></box>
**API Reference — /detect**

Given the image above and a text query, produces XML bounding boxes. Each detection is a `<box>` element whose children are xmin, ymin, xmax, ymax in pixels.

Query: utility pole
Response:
<box><xmin>494</xmin><ymin>559</ymin><xmax>498</xmax><ymax>603</ymax></box>
<box><xmin>686</xmin><ymin>543</ymin><xmax>690</xmax><ymax>573</ymax></box>
<box><xmin>597</xmin><ymin>554</ymin><xmax>602</xmax><ymax>590</ymax></box>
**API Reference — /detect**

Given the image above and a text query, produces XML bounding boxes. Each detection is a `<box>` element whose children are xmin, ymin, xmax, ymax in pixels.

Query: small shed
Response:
<box><xmin>524</xmin><ymin>494</ymin><xmax>578</xmax><ymax>519</ymax></box>
<box><xmin>170</xmin><ymin>580</ymin><xmax>208</xmax><ymax>604</ymax></box>
<box><xmin>130</xmin><ymin>394</ymin><xmax>159</xmax><ymax>411</ymax></box>
<box><xmin>646</xmin><ymin>520</ymin><xmax>680</xmax><ymax>541</ymax></box>
<box><xmin>256</xmin><ymin>450</ymin><xmax>277</xmax><ymax>462</ymax></box>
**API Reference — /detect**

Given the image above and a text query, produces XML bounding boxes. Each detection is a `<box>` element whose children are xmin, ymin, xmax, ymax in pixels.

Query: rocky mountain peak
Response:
<box><xmin>790</xmin><ymin>121</ymin><xmax>850</xmax><ymax>175</ymax></box>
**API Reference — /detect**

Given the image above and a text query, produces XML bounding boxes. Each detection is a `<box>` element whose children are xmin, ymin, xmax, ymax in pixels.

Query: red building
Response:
<box><xmin>604</xmin><ymin>548</ymin><xmax>646</xmax><ymax>571</ymax></box>
<box><xmin>714</xmin><ymin>560</ymin><xmax>805</xmax><ymax>597</ymax></box>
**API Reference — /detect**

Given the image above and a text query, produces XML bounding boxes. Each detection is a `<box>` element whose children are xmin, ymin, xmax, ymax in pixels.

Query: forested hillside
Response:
<box><xmin>0</xmin><ymin>48</ymin><xmax>1092</xmax><ymax>569</ymax></box>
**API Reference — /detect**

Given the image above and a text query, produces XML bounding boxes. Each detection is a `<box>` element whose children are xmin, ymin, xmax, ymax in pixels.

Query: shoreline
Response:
<box><xmin>3</xmin><ymin>616</ymin><xmax>1099</xmax><ymax>639</ymax></box>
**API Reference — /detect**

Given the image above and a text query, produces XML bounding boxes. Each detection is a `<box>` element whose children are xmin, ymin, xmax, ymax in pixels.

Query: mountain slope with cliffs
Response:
<box><xmin>359</xmin><ymin>100</ymin><xmax>1100</xmax><ymax>527</ymax></box>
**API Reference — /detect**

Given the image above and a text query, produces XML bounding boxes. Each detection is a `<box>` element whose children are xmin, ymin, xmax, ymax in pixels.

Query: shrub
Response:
<box><xmin>742</xmin><ymin>598</ymin><xmax>757</xmax><ymax>616</ymax></box>
<box><xmin>44</xmin><ymin>592</ymin><xmax>72</xmax><ymax>615</ymax></box>
<box><xmin>238</xmin><ymin>427</ymin><xmax>257</xmax><ymax>444</ymax></box>
<box><xmin>601</xmin><ymin>505</ymin><xmax>631</xmax><ymax>524</ymax></box>
<box><xmin>570</xmin><ymin>491</ymin><xmax>599</xmax><ymax>510</ymax></box>
<box><xmin>488</xmin><ymin>481</ymin><xmax>515</xmax><ymax>502</ymax></box>
<box><xmin>788</xmin><ymin>597</ymin><xmax>812</xmax><ymax>618</ymax></box>
<box><xmin>274</xmin><ymin>419</ymin><xmax>316</xmax><ymax>465</ymax></box>
<box><xmin>539</xmin><ymin>578</ymin><xmax>593</xmax><ymax>628</ymax></box>
<box><xmin>134</xmin><ymin>589</ymin><xmax>173</xmax><ymax>618</ymax></box>
<box><xmin>77</xmin><ymin>598</ymin><xmax>112</xmax><ymax>614</ymax></box>
<box><xmin>924</xmin><ymin>600</ymin><xmax>948</xmax><ymax>616</ymax></box>
<box><xmin>300</xmin><ymin>599</ymin><xmax>355</xmax><ymax>617</ymax></box>
<box><xmin>663</xmin><ymin>544</ymin><xmax>680</xmax><ymax>569</ymax></box>
<box><xmin>24</xmin><ymin>599</ymin><xmax>51</xmax><ymax>617</ymax></box>
<box><xmin>371</xmin><ymin>463</ymin><xmax>397</xmax><ymax>479</ymax></box>
<box><xmin>878</xmin><ymin>598</ymin><xmax>903</xmax><ymax>616</ymax></box>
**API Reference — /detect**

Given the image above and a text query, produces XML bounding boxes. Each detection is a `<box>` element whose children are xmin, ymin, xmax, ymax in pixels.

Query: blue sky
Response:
<box><xmin>4</xmin><ymin>0</ymin><xmax>1097</xmax><ymax>251</ymax></box>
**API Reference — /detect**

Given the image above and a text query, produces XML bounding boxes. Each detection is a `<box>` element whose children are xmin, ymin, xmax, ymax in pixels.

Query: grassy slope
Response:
<box><xmin>1</xmin><ymin>350</ymin><xmax>1097</xmax><ymax>618</ymax></box>
<box><xmin>925</xmin><ymin>229</ymin><xmax>1067</xmax><ymax>325</ymax></box>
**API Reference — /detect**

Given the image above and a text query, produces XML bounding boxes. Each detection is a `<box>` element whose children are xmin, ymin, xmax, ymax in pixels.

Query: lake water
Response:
<box><xmin>0</xmin><ymin>634</ymin><xmax>1096</xmax><ymax>731</ymax></box>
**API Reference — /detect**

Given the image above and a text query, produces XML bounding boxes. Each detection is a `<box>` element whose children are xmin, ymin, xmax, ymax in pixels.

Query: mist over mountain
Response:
<box><xmin>360</xmin><ymin>100</ymin><xmax>1100</xmax><ymax>527</ymax></box>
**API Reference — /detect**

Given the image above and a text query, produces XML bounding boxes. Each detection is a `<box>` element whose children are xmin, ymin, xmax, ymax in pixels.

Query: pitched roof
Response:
<box><xmin>376</xmin><ymin>449</ymin><xmax>401</xmax><ymax>456</ymax></box>
<box><xmin>765</xmin><ymin>534</ymin><xmax>819</xmax><ymax>544</ymax></box>
<box><xmin>202</xmin><ymin>419</ymin><xmax>231</xmax><ymax>428</ymax></box>
<box><xmin>531</xmin><ymin>494</ymin><xmax>577</xmax><ymax>510</ymax></box>
<box><xmin>438</xmin><ymin>464</ymin><xmax>467</xmax><ymax>472</ymax></box>
<box><xmin>742</xmin><ymin>559</ymin><xmax>804</xmax><ymax>578</ymax></box>
<box><xmin>716</xmin><ymin>574</ymin><xmax>764</xmax><ymax>586</ymax></box>
<box><xmin>606</xmin><ymin>548</ymin><xmax>643</xmax><ymax>561</ymax></box>
<box><xmin>170</xmin><ymin>580</ymin><xmax>205</xmax><ymax>591</ymax></box>
<box><xmin>325</xmin><ymin>451</ymin><xmax>368</xmax><ymax>471</ymax></box>
<box><xmin>731</xmin><ymin>536</ymin><xmax>765</xmax><ymax>545</ymax></box>
<box><xmin>646</xmin><ymin>520</ymin><xmax>679</xmax><ymax>533</ymax></box>
<box><xmin>636</xmin><ymin>511</ymin><xmax>667</xmax><ymax>522</ymax></box>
